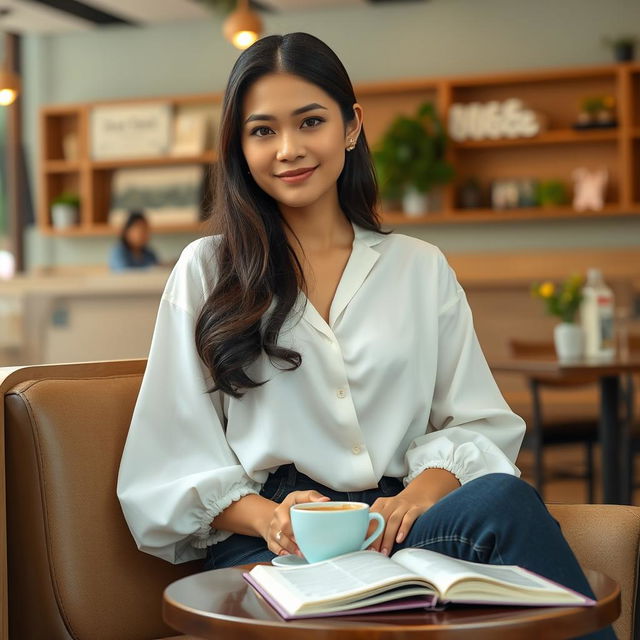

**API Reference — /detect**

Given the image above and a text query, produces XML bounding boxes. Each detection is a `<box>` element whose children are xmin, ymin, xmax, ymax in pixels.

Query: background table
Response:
<box><xmin>163</xmin><ymin>565</ymin><xmax>620</xmax><ymax>640</ymax></box>
<box><xmin>492</xmin><ymin>356</ymin><xmax>640</xmax><ymax>504</ymax></box>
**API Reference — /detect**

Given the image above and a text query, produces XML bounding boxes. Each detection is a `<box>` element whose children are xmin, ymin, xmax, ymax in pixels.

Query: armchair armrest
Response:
<box><xmin>548</xmin><ymin>503</ymin><xmax>640</xmax><ymax>640</ymax></box>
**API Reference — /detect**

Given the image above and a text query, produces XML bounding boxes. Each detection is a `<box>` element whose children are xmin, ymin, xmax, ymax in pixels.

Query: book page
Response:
<box><xmin>249</xmin><ymin>550</ymin><xmax>432</xmax><ymax>610</ymax></box>
<box><xmin>453</xmin><ymin>561</ymin><xmax>563</xmax><ymax>590</ymax></box>
<box><xmin>391</xmin><ymin>548</ymin><xmax>585</xmax><ymax>602</ymax></box>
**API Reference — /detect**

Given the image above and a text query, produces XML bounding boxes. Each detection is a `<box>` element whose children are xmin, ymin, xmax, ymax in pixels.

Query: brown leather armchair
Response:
<box><xmin>1</xmin><ymin>360</ymin><xmax>639</xmax><ymax>639</ymax></box>
<box><xmin>1</xmin><ymin>360</ymin><xmax>199</xmax><ymax>640</ymax></box>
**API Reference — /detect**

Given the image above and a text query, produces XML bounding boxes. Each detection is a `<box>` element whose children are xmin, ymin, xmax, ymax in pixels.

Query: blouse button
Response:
<box><xmin>351</xmin><ymin>445</ymin><xmax>361</xmax><ymax>454</ymax></box>
<box><xmin>336</xmin><ymin>388</ymin><xmax>347</xmax><ymax>399</ymax></box>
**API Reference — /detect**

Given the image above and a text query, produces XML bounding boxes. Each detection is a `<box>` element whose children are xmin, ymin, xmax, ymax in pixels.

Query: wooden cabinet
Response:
<box><xmin>39</xmin><ymin>94</ymin><xmax>221</xmax><ymax>236</ymax></box>
<box><xmin>38</xmin><ymin>62</ymin><xmax>640</xmax><ymax>235</ymax></box>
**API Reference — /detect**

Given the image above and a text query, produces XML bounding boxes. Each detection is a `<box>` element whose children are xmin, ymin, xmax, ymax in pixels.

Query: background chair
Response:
<box><xmin>623</xmin><ymin>334</ymin><xmax>640</xmax><ymax>501</ymax></box>
<box><xmin>509</xmin><ymin>338</ymin><xmax>600</xmax><ymax>502</ymax></box>
<box><xmin>1</xmin><ymin>360</ymin><xmax>639</xmax><ymax>639</ymax></box>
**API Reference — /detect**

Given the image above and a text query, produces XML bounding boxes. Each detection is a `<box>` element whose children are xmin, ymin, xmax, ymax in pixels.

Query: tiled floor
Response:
<box><xmin>517</xmin><ymin>443</ymin><xmax>640</xmax><ymax>505</ymax></box>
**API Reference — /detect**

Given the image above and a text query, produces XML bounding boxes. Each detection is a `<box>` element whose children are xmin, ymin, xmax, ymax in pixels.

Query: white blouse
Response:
<box><xmin>117</xmin><ymin>222</ymin><xmax>525</xmax><ymax>564</ymax></box>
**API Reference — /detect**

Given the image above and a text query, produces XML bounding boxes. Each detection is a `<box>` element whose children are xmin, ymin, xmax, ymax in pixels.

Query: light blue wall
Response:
<box><xmin>21</xmin><ymin>0</ymin><xmax>640</xmax><ymax>267</ymax></box>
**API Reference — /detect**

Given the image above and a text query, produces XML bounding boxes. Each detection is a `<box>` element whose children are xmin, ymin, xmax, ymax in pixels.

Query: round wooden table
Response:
<box><xmin>162</xmin><ymin>565</ymin><xmax>620</xmax><ymax>640</ymax></box>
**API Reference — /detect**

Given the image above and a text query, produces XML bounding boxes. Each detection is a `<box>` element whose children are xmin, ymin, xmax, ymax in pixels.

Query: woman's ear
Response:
<box><xmin>345</xmin><ymin>102</ymin><xmax>364</xmax><ymax>146</ymax></box>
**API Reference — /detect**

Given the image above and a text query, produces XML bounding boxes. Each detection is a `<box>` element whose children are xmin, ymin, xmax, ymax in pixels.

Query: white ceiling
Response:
<box><xmin>0</xmin><ymin>0</ymin><xmax>384</xmax><ymax>34</ymax></box>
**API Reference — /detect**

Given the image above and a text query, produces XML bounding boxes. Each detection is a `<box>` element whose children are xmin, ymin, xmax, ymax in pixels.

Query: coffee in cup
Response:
<box><xmin>290</xmin><ymin>501</ymin><xmax>385</xmax><ymax>563</ymax></box>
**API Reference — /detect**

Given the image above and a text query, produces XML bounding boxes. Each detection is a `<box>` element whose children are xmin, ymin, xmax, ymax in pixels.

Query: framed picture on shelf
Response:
<box><xmin>91</xmin><ymin>103</ymin><xmax>172</xmax><ymax>159</ymax></box>
<box><xmin>171</xmin><ymin>108</ymin><xmax>208</xmax><ymax>156</ymax></box>
<box><xmin>108</xmin><ymin>165</ymin><xmax>205</xmax><ymax>228</ymax></box>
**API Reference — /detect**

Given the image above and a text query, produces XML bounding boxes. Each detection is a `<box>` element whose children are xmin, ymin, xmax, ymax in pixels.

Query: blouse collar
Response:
<box><xmin>266</xmin><ymin>220</ymin><xmax>387</xmax><ymax>337</ymax></box>
<box><xmin>298</xmin><ymin>221</ymin><xmax>384</xmax><ymax>336</ymax></box>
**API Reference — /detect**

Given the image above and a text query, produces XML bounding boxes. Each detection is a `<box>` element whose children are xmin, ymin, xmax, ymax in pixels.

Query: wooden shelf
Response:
<box><xmin>91</xmin><ymin>152</ymin><xmax>217</xmax><ymax>170</ymax></box>
<box><xmin>382</xmin><ymin>205</ymin><xmax>638</xmax><ymax>225</ymax></box>
<box><xmin>452</xmin><ymin>128</ymin><xmax>619</xmax><ymax>149</ymax></box>
<box><xmin>44</xmin><ymin>161</ymin><xmax>82</xmax><ymax>173</ymax></box>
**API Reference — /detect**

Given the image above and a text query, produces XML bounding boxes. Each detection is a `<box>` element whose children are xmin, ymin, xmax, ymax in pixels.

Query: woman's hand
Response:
<box><xmin>366</xmin><ymin>494</ymin><xmax>430</xmax><ymax>556</ymax></box>
<box><xmin>263</xmin><ymin>490</ymin><xmax>330</xmax><ymax>556</ymax></box>
<box><xmin>368</xmin><ymin>469</ymin><xmax>461</xmax><ymax>555</ymax></box>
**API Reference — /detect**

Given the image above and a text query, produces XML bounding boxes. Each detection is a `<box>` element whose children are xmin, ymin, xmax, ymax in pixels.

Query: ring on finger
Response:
<box><xmin>275</xmin><ymin>530</ymin><xmax>282</xmax><ymax>542</ymax></box>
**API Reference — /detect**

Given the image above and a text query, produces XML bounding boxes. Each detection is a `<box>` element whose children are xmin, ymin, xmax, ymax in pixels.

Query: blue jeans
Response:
<box><xmin>204</xmin><ymin>466</ymin><xmax>615</xmax><ymax>640</ymax></box>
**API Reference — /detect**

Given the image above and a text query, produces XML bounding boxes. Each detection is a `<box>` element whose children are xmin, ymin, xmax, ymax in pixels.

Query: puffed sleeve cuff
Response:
<box><xmin>189</xmin><ymin>478</ymin><xmax>262</xmax><ymax>549</ymax></box>
<box><xmin>403</xmin><ymin>427</ymin><xmax>520</xmax><ymax>487</ymax></box>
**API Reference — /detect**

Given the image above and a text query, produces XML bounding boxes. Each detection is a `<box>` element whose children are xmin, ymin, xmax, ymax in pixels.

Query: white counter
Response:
<box><xmin>0</xmin><ymin>268</ymin><xmax>172</xmax><ymax>366</ymax></box>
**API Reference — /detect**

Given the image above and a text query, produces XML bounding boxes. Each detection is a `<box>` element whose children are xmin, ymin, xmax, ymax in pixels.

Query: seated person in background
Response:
<box><xmin>109</xmin><ymin>211</ymin><xmax>159</xmax><ymax>272</ymax></box>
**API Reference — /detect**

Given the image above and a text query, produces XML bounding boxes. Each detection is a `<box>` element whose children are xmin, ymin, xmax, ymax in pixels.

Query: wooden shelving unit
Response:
<box><xmin>39</xmin><ymin>94</ymin><xmax>220</xmax><ymax>235</ymax></box>
<box><xmin>39</xmin><ymin>62</ymin><xmax>640</xmax><ymax>236</ymax></box>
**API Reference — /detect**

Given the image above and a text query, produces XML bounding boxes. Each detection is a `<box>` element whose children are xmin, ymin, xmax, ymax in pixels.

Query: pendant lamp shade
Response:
<box><xmin>223</xmin><ymin>0</ymin><xmax>262</xmax><ymax>50</ymax></box>
<box><xmin>0</xmin><ymin>66</ymin><xmax>19</xmax><ymax>106</ymax></box>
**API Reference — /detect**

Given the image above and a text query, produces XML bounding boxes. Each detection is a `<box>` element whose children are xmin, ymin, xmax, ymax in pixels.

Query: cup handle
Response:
<box><xmin>360</xmin><ymin>512</ymin><xmax>385</xmax><ymax>550</ymax></box>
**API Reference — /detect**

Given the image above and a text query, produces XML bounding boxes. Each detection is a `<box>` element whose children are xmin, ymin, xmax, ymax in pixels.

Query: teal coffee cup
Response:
<box><xmin>290</xmin><ymin>501</ymin><xmax>385</xmax><ymax>563</ymax></box>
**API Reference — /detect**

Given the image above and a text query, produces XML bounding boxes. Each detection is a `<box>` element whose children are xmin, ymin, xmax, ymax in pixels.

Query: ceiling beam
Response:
<box><xmin>22</xmin><ymin>0</ymin><xmax>136</xmax><ymax>26</ymax></box>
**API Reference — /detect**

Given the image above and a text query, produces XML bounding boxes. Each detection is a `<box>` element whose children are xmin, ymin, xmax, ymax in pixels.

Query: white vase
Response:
<box><xmin>51</xmin><ymin>204</ymin><xmax>79</xmax><ymax>229</ymax></box>
<box><xmin>553</xmin><ymin>322</ymin><xmax>584</xmax><ymax>361</ymax></box>
<box><xmin>402</xmin><ymin>187</ymin><xmax>429</xmax><ymax>217</ymax></box>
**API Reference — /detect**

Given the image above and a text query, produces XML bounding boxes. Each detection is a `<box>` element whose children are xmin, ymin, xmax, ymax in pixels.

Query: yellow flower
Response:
<box><xmin>538</xmin><ymin>282</ymin><xmax>555</xmax><ymax>298</ymax></box>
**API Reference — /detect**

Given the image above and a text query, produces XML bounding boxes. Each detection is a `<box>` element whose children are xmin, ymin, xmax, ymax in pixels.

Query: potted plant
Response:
<box><xmin>51</xmin><ymin>192</ymin><xmax>80</xmax><ymax>229</ymax></box>
<box><xmin>536</xmin><ymin>179</ymin><xmax>568</xmax><ymax>208</ymax></box>
<box><xmin>603</xmin><ymin>35</ymin><xmax>637</xmax><ymax>62</ymax></box>
<box><xmin>531</xmin><ymin>275</ymin><xmax>584</xmax><ymax>360</ymax></box>
<box><xmin>576</xmin><ymin>96</ymin><xmax>602</xmax><ymax>128</ymax></box>
<box><xmin>373</xmin><ymin>102</ymin><xmax>454</xmax><ymax>217</ymax></box>
<box><xmin>575</xmin><ymin>95</ymin><xmax>617</xmax><ymax>129</ymax></box>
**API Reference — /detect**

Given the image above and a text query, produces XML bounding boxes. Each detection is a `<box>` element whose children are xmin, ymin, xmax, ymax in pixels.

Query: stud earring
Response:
<box><xmin>346</xmin><ymin>138</ymin><xmax>356</xmax><ymax>151</ymax></box>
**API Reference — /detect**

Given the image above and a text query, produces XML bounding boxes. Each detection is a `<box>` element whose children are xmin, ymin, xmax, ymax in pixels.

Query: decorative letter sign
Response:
<box><xmin>448</xmin><ymin>99</ymin><xmax>545</xmax><ymax>142</ymax></box>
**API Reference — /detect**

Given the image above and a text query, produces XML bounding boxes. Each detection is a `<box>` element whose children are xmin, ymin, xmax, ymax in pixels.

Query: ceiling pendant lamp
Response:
<box><xmin>223</xmin><ymin>0</ymin><xmax>262</xmax><ymax>50</ymax></box>
<box><xmin>0</xmin><ymin>65</ymin><xmax>19</xmax><ymax>106</ymax></box>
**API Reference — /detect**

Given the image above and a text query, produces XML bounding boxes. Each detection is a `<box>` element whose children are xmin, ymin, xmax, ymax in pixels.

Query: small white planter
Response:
<box><xmin>553</xmin><ymin>322</ymin><xmax>584</xmax><ymax>361</ymax></box>
<box><xmin>51</xmin><ymin>204</ymin><xmax>79</xmax><ymax>229</ymax></box>
<box><xmin>402</xmin><ymin>187</ymin><xmax>429</xmax><ymax>217</ymax></box>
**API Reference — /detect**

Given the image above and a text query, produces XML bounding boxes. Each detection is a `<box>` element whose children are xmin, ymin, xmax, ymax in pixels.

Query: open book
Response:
<box><xmin>243</xmin><ymin>548</ymin><xmax>595</xmax><ymax>619</ymax></box>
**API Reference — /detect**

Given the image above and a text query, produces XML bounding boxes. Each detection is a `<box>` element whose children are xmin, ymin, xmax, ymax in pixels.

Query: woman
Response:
<box><xmin>117</xmin><ymin>33</ymin><xmax>611</xmax><ymax>638</ymax></box>
<box><xmin>109</xmin><ymin>210</ymin><xmax>159</xmax><ymax>271</ymax></box>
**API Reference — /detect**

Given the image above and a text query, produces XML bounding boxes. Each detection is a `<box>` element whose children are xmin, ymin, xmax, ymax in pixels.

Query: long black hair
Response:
<box><xmin>196</xmin><ymin>32</ymin><xmax>385</xmax><ymax>398</ymax></box>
